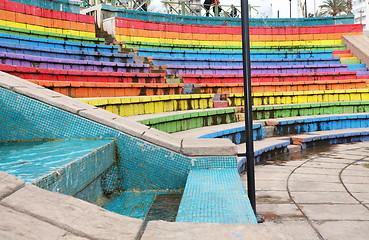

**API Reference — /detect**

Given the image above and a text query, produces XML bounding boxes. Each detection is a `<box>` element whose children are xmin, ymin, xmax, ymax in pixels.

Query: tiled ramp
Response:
<box><xmin>176</xmin><ymin>169</ymin><xmax>258</xmax><ymax>224</ymax></box>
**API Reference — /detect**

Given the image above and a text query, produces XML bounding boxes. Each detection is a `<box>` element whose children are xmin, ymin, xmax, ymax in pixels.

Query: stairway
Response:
<box><xmin>95</xmin><ymin>27</ymin><xmax>116</xmax><ymax>45</ymax></box>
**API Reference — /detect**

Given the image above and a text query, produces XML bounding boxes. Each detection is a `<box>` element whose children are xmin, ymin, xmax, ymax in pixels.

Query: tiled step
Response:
<box><xmin>103</xmin><ymin>190</ymin><xmax>182</xmax><ymax>220</ymax></box>
<box><xmin>176</xmin><ymin>168</ymin><xmax>257</xmax><ymax>224</ymax></box>
<box><xmin>0</xmin><ymin>139</ymin><xmax>116</xmax><ymax>197</ymax></box>
<box><xmin>103</xmin><ymin>191</ymin><xmax>156</xmax><ymax>219</ymax></box>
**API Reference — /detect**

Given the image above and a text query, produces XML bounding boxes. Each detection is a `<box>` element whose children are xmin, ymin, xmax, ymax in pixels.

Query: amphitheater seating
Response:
<box><xmin>0</xmin><ymin>52</ymin><xmax>149</xmax><ymax>73</ymax></box>
<box><xmin>138</xmin><ymin>48</ymin><xmax>338</xmax><ymax>59</ymax></box>
<box><xmin>150</xmin><ymin>56</ymin><xmax>342</xmax><ymax>66</ymax></box>
<box><xmin>171</xmin><ymin>113</ymin><xmax>369</xmax><ymax>144</ymax></box>
<box><xmin>111</xmin><ymin>17</ymin><xmax>361</xmax><ymax>48</ymax></box>
<box><xmin>6</xmin><ymin>0</ymin><xmax>80</xmax><ymax>13</ymax></box>
<box><xmin>230</xmin><ymin>89</ymin><xmax>369</xmax><ymax>106</ymax></box>
<box><xmin>0</xmin><ymin>64</ymin><xmax>165</xmax><ymax>84</ymax></box>
<box><xmin>0</xmin><ymin>40</ymin><xmax>132</xmax><ymax>62</ymax></box>
<box><xmin>128</xmin><ymin>108</ymin><xmax>239</xmax><ymax>133</ymax></box>
<box><xmin>182</xmin><ymin>72</ymin><xmax>369</xmax><ymax>84</ymax></box>
<box><xmin>164</xmin><ymin>64</ymin><xmax>350</xmax><ymax>75</ymax></box>
<box><xmin>0</xmin><ymin>0</ymin><xmax>98</xmax><ymax>41</ymax></box>
<box><xmin>30</xmin><ymin>80</ymin><xmax>183</xmax><ymax>98</ymax></box>
<box><xmin>0</xmin><ymin>33</ymin><xmax>113</xmax><ymax>52</ymax></box>
<box><xmin>27</xmin><ymin>79</ymin><xmax>367</xmax><ymax>98</ymax></box>
<box><xmin>125</xmin><ymin>41</ymin><xmax>347</xmax><ymax>51</ymax></box>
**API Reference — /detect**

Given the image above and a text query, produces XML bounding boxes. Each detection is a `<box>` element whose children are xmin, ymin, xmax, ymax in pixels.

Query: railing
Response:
<box><xmin>161</xmin><ymin>2</ymin><xmax>241</xmax><ymax>18</ymax></box>
<box><xmin>80</xmin><ymin>0</ymin><xmax>259</xmax><ymax>18</ymax></box>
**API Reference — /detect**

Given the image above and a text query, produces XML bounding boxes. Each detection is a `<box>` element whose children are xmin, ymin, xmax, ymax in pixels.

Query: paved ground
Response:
<box><xmin>241</xmin><ymin>141</ymin><xmax>369</xmax><ymax>240</ymax></box>
<box><xmin>1</xmin><ymin>141</ymin><xmax>368</xmax><ymax>239</ymax></box>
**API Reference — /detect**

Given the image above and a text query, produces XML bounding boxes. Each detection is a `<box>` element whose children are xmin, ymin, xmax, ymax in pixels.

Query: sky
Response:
<box><xmin>221</xmin><ymin>0</ymin><xmax>326</xmax><ymax>18</ymax></box>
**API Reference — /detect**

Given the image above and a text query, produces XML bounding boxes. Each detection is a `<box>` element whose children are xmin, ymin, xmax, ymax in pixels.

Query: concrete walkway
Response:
<box><xmin>243</xmin><ymin>141</ymin><xmax>369</xmax><ymax>240</ymax></box>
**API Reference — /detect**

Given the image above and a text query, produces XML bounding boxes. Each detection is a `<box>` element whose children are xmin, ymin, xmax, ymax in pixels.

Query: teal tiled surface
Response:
<box><xmin>0</xmin><ymin>88</ymin><xmax>192</xmax><ymax>191</ymax></box>
<box><xmin>104</xmin><ymin>191</ymin><xmax>156</xmax><ymax>219</ymax></box>
<box><xmin>176</xmin><ymin>169</ymin><xmax>257</xmax><ymax>224</ymax></box>
<box><xmin>0</xmin><ymin>139</ymin><xmax>116</xmax><ymax>196</ymax></box>
<box><xmin>0</xmin><ymin>140</ymin><xmax>110</xmax><ymax>183</ymax></box>
<box><xmin>103</xmin><ymin>190</ymin><xmax>183</xmax><ymax>219</ymax></box>
<box><xmin>191</xmin><ymin>156</ymin><xmax>237</xmax><ymax>169</ymax></box>
<box><xmin>1</xmin><ymin>87</ymin><xmax>256</xmax><ymax>223</ymax></box>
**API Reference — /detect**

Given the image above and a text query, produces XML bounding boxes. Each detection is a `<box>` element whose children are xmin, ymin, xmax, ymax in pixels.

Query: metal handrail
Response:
<box><xmin>161</xmin><ymin>2</ymin><xmax>242</xmax><ymax>18</ymax></box>
<box><xmin>79</xmin><ymin>0</ymin><xmax>258</xmax><ymax>18</ymax></box>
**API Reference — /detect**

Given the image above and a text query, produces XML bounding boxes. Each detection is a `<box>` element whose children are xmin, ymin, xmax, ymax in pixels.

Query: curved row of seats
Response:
<box><xmin>124</xmin><ymin>100</ymin><xmax>369</xmax><ymax>133</ymax></box>
<box><xmin>113</xmin><ymin>17</ymin><xmax>362</xmax><ymax>43</ymax></box>
<box><xmin>27</xmin><ymin>79</ymin><xmax>367</xmax><ymax>98</ymax></box>
<box><xmin>78</xmin><ymin>88</ymin><xmax>369</xmax><ymax>117</ymax></box>
<box><xmin>6</xmin><ymin>0</ymin><xmax>80</xmax><ymax>13</ymax></box>
<box><xmin>0</xmin><ymin>0</ymin><xmax>98</xmax><ymax>42</ymax></box>
<box><xmin>109</xmin><ymin>16</ymin><xmax>362</xmax><ymax>51</ymax></box>
<box><xmin>0</xmin><ymin>52</ymin><xmax>149</xmax><ymax>73</ymax></box>
<box><xmin>0</xmin><ymin>41</ymin><xmax>133</xmax><ymax>63</ymax></box>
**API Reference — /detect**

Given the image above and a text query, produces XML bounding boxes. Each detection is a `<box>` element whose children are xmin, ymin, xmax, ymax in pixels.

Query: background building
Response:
<box><xmin>353</xmin><ymin>0</ymin><xmax>368</xmax><ymax>30</ymax></box>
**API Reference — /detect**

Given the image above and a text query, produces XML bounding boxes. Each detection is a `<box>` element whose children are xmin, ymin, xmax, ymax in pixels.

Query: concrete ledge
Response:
<box><xmin>0</xmin><ymin>205</ymin><xmax>81</xmax><ymax>240</ymax></box>
<box><xmin>237</xmin><ymin>137</ymin><xmax>291</xmax><ymax>172</ymax></box>
<box><xmin>0</xmin><ymin>172</ymin><xmax>24</xmax><ymax>200</ymax></box>
<box><xmin>343</xmin><ymin>35</ymin><xmax>369</xmax><ymax>67</ymax></box>
<box><xmin>181</xmin><ymin>138</ymin><xmax>237</xmax><ymax>156</ymax></box>
<box><xmin>142</xmin><ymin>221</ymin><xmax>290</xmax><ymax>240</ymax></box>
<box><xmin>113</xmin><ymin>118</ymin><xmax>151</xmax><ymax>138</ymax></box>
<box><xmin>141</xmin><ymin>128</ymin><xmax>182</xmax><ymax>152</ymax></box>
<box><xmin>0</xmin><ymin>185</ymin><xmax>143</xmax><ymax>240</ymax></box>
<box><xmin>291</xmin><ymin>128</ymin><xmax>369</xmax><ymax>147</ymax></box>
<box><xmin>0</xmin><ymin>72</ymin><xmax>44</xmax><ymax>90</ymax></box>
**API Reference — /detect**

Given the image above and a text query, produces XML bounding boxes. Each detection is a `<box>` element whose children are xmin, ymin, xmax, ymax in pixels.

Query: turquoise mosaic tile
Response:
<box><xmin>74</xmin><ymin>174</ymin><xmax>105</xmax><ymax>203</ymax></box>
<box><xmin>0</xmin><ymin>139</ymin><xmax>116</xmax><ymax>196</ymax></box>
<box><xmin>103</xmin><ymin>191</ymin><xmax>156</xmax><ymax>219</ymax></box>
<box><xmin>1</xmin><ymin>87</ymin><xmax>257</xmax><ymax>224</ymax></box>
<box><xmin>0</xmin><ymin>88</ymin><xmax>192</xmax><ymax>191</ymax></box>
<box><xmin>191</xmin><ymin>156</ymin><xmax>237</xmax><ymax>169</ymax></box>
<box><xmin>176</xmin><ymin>169</ymin><xmax>258</xmax><ymax>224</ymax></box>
<box><xmin>103</xmin><ymin>190</ymin><xmax>183</xmax><ymax>219</ymax></box>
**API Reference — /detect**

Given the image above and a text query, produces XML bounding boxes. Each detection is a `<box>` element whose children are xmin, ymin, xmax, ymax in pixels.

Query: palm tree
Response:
<box><xmin>346</xmin><ymin>0</ymin><xmax>353</xmax><ymax>15</ymax></box>
<box><xmin>315</xmin><ymin>10</ymin><xmax>327</xmax><ymax>17</ymax></box>
<box><xmin>319</xmin><ymin>0</ymin><xmax>348</xmax><ymax>16</ymax></box>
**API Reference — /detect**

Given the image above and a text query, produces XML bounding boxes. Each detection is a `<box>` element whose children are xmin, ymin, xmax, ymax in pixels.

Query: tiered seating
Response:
<box><xmin>7</xmin><ymin>0</ymin><xmax>80</xmax><ymax>13</ymax></box>
<box><xmin>0</xmin><ymin>1</ymin><xmax>167</xmax><ymax>87</ymax></box>
<box><xmin>103</xmin><ymin>15</ymin><xmax>369</xmax><ymax>96</ymax></box>
<box><xmin>0</xmin><ymin>40</ymin><xmax>131</xmax><ymax>61</ymax></box>
<box><xmin>0</xmin><ymin>52</ymin><xmax>149</xmax><ymax>73</ymax></box>
<box><xmin>0</xmin><ymin>65</ymin><xmax>165</xmax><ymax>83</ymax></box>
<box><xmin>0</xmin><ymin>0</ymin><xmax>98</xmax><ymax>42</ymax></box>
<box><xmin>113</xmin><ymin>17</ymin><xmax>361</xmax><ymax>50</ymax></box>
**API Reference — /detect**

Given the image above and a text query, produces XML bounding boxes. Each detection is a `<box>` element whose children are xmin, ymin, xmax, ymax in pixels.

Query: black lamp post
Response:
<box><xmin>240</xmin><ymin>0</ymin><xmax>256</xmax><ymax>215</ymax></box>
<box><xmin>289</xmin><ymin>0</ymin><xmax>292</xmax><ymax>18</ymax></box>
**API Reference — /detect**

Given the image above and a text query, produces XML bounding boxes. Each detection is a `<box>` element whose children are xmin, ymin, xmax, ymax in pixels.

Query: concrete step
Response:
<box><xmin>176</xmin><ymin>168</ymin><xmax>257</xmax><ymax>224</ymax></box>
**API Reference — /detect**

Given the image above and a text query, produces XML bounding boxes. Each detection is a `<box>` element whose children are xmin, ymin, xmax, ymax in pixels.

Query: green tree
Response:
<box><xmin>319</xmin><ymin>0</ymin><xmax>348</xmax><ymax>16</ymax></box>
